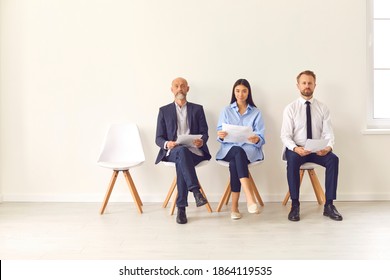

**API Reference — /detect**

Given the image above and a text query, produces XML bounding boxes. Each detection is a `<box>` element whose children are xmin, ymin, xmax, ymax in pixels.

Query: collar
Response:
<box><xmin>231</xmin><ymin>101</ymin><xmax>253</xmax><ymax>111</ymax></box>
<box><xmin>175</xmin><ymin>101</ymin><xmax>187</xmax><ymax>110</ymax></box>
<box><xmin>299</xmin><ymin>97</ymin><xmax>314</xmax><ymax>104</ymax></box>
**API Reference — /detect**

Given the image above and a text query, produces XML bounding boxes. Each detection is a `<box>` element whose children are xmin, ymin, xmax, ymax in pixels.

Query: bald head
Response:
<box><xmin>172</xmin><ymin>77</ymin><xmax>188</xmax><ymax>87</ymax></box>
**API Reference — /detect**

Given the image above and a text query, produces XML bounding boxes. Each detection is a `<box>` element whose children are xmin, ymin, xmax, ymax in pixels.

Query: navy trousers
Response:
<box><xmin>166</xmin><ymin>146</ymin><xmax>206</xmax><ymax>207</ymax></box>
<box><xmin>285</xmin><ymin>148</ymin><xmax>339</xmax><ymax>201</ymax></box>
<box><xmin>221</xmin><ymin>146</ymin><xmax>250</xmax><ymax>192</ymax></box>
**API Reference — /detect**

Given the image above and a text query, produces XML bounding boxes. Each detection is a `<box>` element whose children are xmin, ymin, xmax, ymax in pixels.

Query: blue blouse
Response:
<box><xmin>216</xmin><ymin>102</ymin><xmax>265</xmax><ymax>162</ymax></box>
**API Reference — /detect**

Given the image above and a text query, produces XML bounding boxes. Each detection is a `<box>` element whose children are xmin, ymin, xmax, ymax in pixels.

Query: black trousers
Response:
<box><xmin>221</xmin><ymin>146</ymin><xmax>250</xmax><ymax>192</ymax></box>
<box><xmin>166</xmin><ymin>146</ymin><xmax>206</xmax><ymax>207</ymax></box>
<box><xmin>285</xmin><ymin>148</ymin><xmax>339</xmax><ymax>201</ymax></box>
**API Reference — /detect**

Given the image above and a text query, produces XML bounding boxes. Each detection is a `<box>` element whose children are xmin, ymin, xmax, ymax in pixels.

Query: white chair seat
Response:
<box><xmin>98</xmin><ymin>161</ymin><xmax>144</xmax><ymax>170</ymax></box>
<box><xmin>162</xmin><ymin>160</ymin><xmax>209</xmax><ymax>168</ymax></box>
<box><xmin>216</xmin><ymin>160</ymin><xmax>263</xmax><ymax>168</ymax></box>
<box><xmin>300</xmin><ymin>162</ymin><xmax>321</xmax><ymax>170</ymax></box>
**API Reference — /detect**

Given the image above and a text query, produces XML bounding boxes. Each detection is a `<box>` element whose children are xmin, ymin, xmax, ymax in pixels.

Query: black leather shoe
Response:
<box><xmin>194</xmin><ymin>192</ymin><xmax>208</xmax><ymax>207</ymax></box>
<box><xmin>176</xmin><ymin>208</ymin><xmax>187</xmax><ymax>224</ymax></box>
<box><xmin>323</xmin><ymin>204</ymin><xmax>343</xmax><ymax>221</ymax></box>
<box><xmin>288</xmin><ymin>206</ymin><xmax>300</xmax><ymax>221</ymax></box>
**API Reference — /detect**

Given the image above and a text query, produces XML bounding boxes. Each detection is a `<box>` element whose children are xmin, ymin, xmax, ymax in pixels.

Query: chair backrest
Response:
<box><xmin>281</xmin><ymin>146</ymin><xmax>287</xmax><ymax>161</ymax></box>
<box><xmin>97</xmin><ymin>123</ymin><xmax>145</xmax><ymax>169</ymax></box>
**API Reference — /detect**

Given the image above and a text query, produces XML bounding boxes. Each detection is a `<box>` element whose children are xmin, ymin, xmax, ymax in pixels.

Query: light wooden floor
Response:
<box><xmin>1</xmin><ymin>201</ymin><xmax>390</xmax><ymax>260</ymax></box>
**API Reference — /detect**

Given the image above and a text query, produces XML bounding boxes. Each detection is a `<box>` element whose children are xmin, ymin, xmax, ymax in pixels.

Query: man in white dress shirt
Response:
<box><xmin>281</xmin><ymin>70</ymin><xmax>342</xmax><ymax>222</ymax></box>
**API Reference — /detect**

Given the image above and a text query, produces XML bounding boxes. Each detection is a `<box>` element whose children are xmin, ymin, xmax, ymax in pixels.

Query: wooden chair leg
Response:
<box><xmin>170</xmin><ymin>185</ymin><xmax>212</xmax><ymax>215</ymax></box>
<box><xmin>282</xmin><ymin>191</ymin><xmax>290</xmax><ymax>206</ymax></box>
<box><xmin>199</xmin><ymin>183</ymin><xmax>213</xmax><ymax>213</ymax></box>
<box><xmin>283</xmin><ymin>170</ymin><xmax>305</xmax><ymax>205</ymax></box>
<box><xmin>300</xmin><ymin>169</ymin><xmax>305</xmax><ymax>183</ymax></box>
<box><xmin>123</xmin><ymin>170</ymin><xmax>143</xmax><ymax>206</ymax></box>
<box><xmin>251</xmin><ymin>184</ymin><xmax>264</xmax><ymax>206</ymax></box>
<box><xmin>216</xmin><ymin>182</ymin><xmax>231</xmax><ymax>212</ymax></box>
<box><xmin>282</xmin><ymin>169</ymin><xmax>325</xmax><ymax>205</ymax></box>
<box><xmin>163</xmin><ymin>177</ymin><xmax>177</xmax><ymax>208</ymax></box>
<box><xmin>217</xmin><ymin>172</ymin><xmax>265</xmax><ymax>211</ymax></box>
<box><xmin>170</xmin><ymin>190</ymin><xmax>178</xmax><ymax>215</ymax></box>
<box><xmin>249</xmin><ymin>172</ymin><xmax>264</xmax><ymax>206</ymax></box>
<box><xmin>100</xmin><ymin>170</ymin><xmax>119</xmax><ymax>214</ymax></box>
<box><xmin>123</xmin><ymin>170</ymin><xmax>143</xmax><ymax>214</ymax></box>
<box><xmin>165</xmin><ymin>177</ymin><xmax>212</xmax><ymax>215</ymax></box>
<box><xmin>225</xmin><ymin>185</ymin><xmax>231</xmax><ymax>206</ymax></box>
<box><xmin>307</xmin><ymin>169</ymin><xmax>325</xmax><ymax>205</ymax></box>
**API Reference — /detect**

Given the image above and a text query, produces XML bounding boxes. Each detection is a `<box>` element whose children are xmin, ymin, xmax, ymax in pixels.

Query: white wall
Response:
<box><xmin>1</xmin><ymin>0</ymin><xmax>389</xmax><ymax>203</ymax></box>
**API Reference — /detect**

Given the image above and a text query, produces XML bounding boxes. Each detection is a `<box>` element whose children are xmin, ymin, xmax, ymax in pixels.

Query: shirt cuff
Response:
<box><xmin>287</xmin><ymin>144</ymin><xmax>298</xmax><ymax>151</ymax></box>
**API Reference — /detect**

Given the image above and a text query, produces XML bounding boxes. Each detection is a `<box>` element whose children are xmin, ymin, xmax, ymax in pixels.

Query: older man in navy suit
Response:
<box><xmin>155</xmin><ymin>77</ymin><xmax>212</xmax><ymax>224</ymax></box>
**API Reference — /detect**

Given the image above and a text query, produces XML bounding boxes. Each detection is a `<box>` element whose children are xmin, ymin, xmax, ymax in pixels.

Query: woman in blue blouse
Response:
<box><xmin>216</xmin><ymin>79</ymin><xmax>265</xmax><ymax>220</ymax></box>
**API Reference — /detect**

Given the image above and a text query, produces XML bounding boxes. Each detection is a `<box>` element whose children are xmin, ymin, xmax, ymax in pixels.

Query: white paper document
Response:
<box><xmin>176</xmin><ymin>134</ymin><xmax>202</xmax><ymax>147</ymax></box>
<box><xmin>222</xmin><ymin>123</ymin><xmax>253</xmax><ymax>144</ymax></box>
<box><xmin>304</xmin><ymin>139</ymin><xmax>329</xmax><ymax>152</ymax></box>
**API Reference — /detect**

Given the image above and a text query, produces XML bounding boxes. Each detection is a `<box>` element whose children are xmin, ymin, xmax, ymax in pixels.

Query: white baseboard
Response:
<box><xmin>2</xmin><ymin>193</ymin><xmax>390</xmax><ymax>202</ymax></box>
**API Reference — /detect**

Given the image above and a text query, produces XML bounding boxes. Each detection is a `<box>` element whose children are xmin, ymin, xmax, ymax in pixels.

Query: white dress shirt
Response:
<box><xmin>176</xmin><ymin>102</ymin><xmax>190</xmax><ymax>136</ymax></box>
<box><xmin>281</xmin><ymin>97</ymin><xmax>335</xmax><ymax>151</ymax></box>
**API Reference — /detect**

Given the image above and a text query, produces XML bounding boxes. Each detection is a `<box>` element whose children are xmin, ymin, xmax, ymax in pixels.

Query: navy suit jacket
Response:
<box><xmin>155</xmin><ymin>102</ymin><xmax>212</xmax><ymax>164</ymax></box>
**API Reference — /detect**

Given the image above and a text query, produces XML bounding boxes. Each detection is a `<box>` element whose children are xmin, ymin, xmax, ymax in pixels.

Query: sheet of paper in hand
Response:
<box><xmin>304</xmin><ymin>139</ymin><xmax>329</xmax><ymax>152</ymax></box>
<box><xmin>176</xmin><ymin>134</ymin><xmax>202</xmax><ymax>147</ymax></box>
<box><xmin>222</xmin><ymin>123</ymin><xmax>253</xmax><ymax>144</ymax></box>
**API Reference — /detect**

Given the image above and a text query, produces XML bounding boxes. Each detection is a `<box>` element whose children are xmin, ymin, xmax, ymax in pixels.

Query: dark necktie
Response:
<box><xmin>305</xmin><ymin>101</ymin><xmax>312</xmax><ymax>139</ymax></box>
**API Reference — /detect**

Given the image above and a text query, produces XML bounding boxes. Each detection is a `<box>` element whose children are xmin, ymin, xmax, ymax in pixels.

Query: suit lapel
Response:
<box><xmin>187</xmin><ymin>102</ymin><xmax>192</xmax><ymax>132</ymax></box>
<box><xmin>170</xmin><ymin>102</ymin><xmax>178</xmax><ymax>139</ymax></box>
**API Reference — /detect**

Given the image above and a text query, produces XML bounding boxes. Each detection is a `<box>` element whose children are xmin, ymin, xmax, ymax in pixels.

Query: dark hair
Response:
<box><xmin>230</xmin><ymin>79</ymin><xmax>257</xmax><ymax>107</ymax></box>
<box><xmin>296</xmin><ymin>70</ymin><xmax>316</xmax><ymax>82</ymax></box>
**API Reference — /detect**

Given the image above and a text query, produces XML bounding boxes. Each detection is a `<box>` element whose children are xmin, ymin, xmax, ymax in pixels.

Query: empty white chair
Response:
<box><xmin>97</xmin><ymin>123</ymin><xmax>145</xmax><ymax>214</ymax></box>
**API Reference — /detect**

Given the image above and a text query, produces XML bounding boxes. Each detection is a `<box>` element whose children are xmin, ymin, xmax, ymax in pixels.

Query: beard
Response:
<box><xmin>301</xmin><ymin>89</ymin><xmax>313</xmax><ymax>98</ymax></box>
<box><xmin>175</xmin><ymin>93</ymin><xmax>186</xmax><ymax>100</ymax></box>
